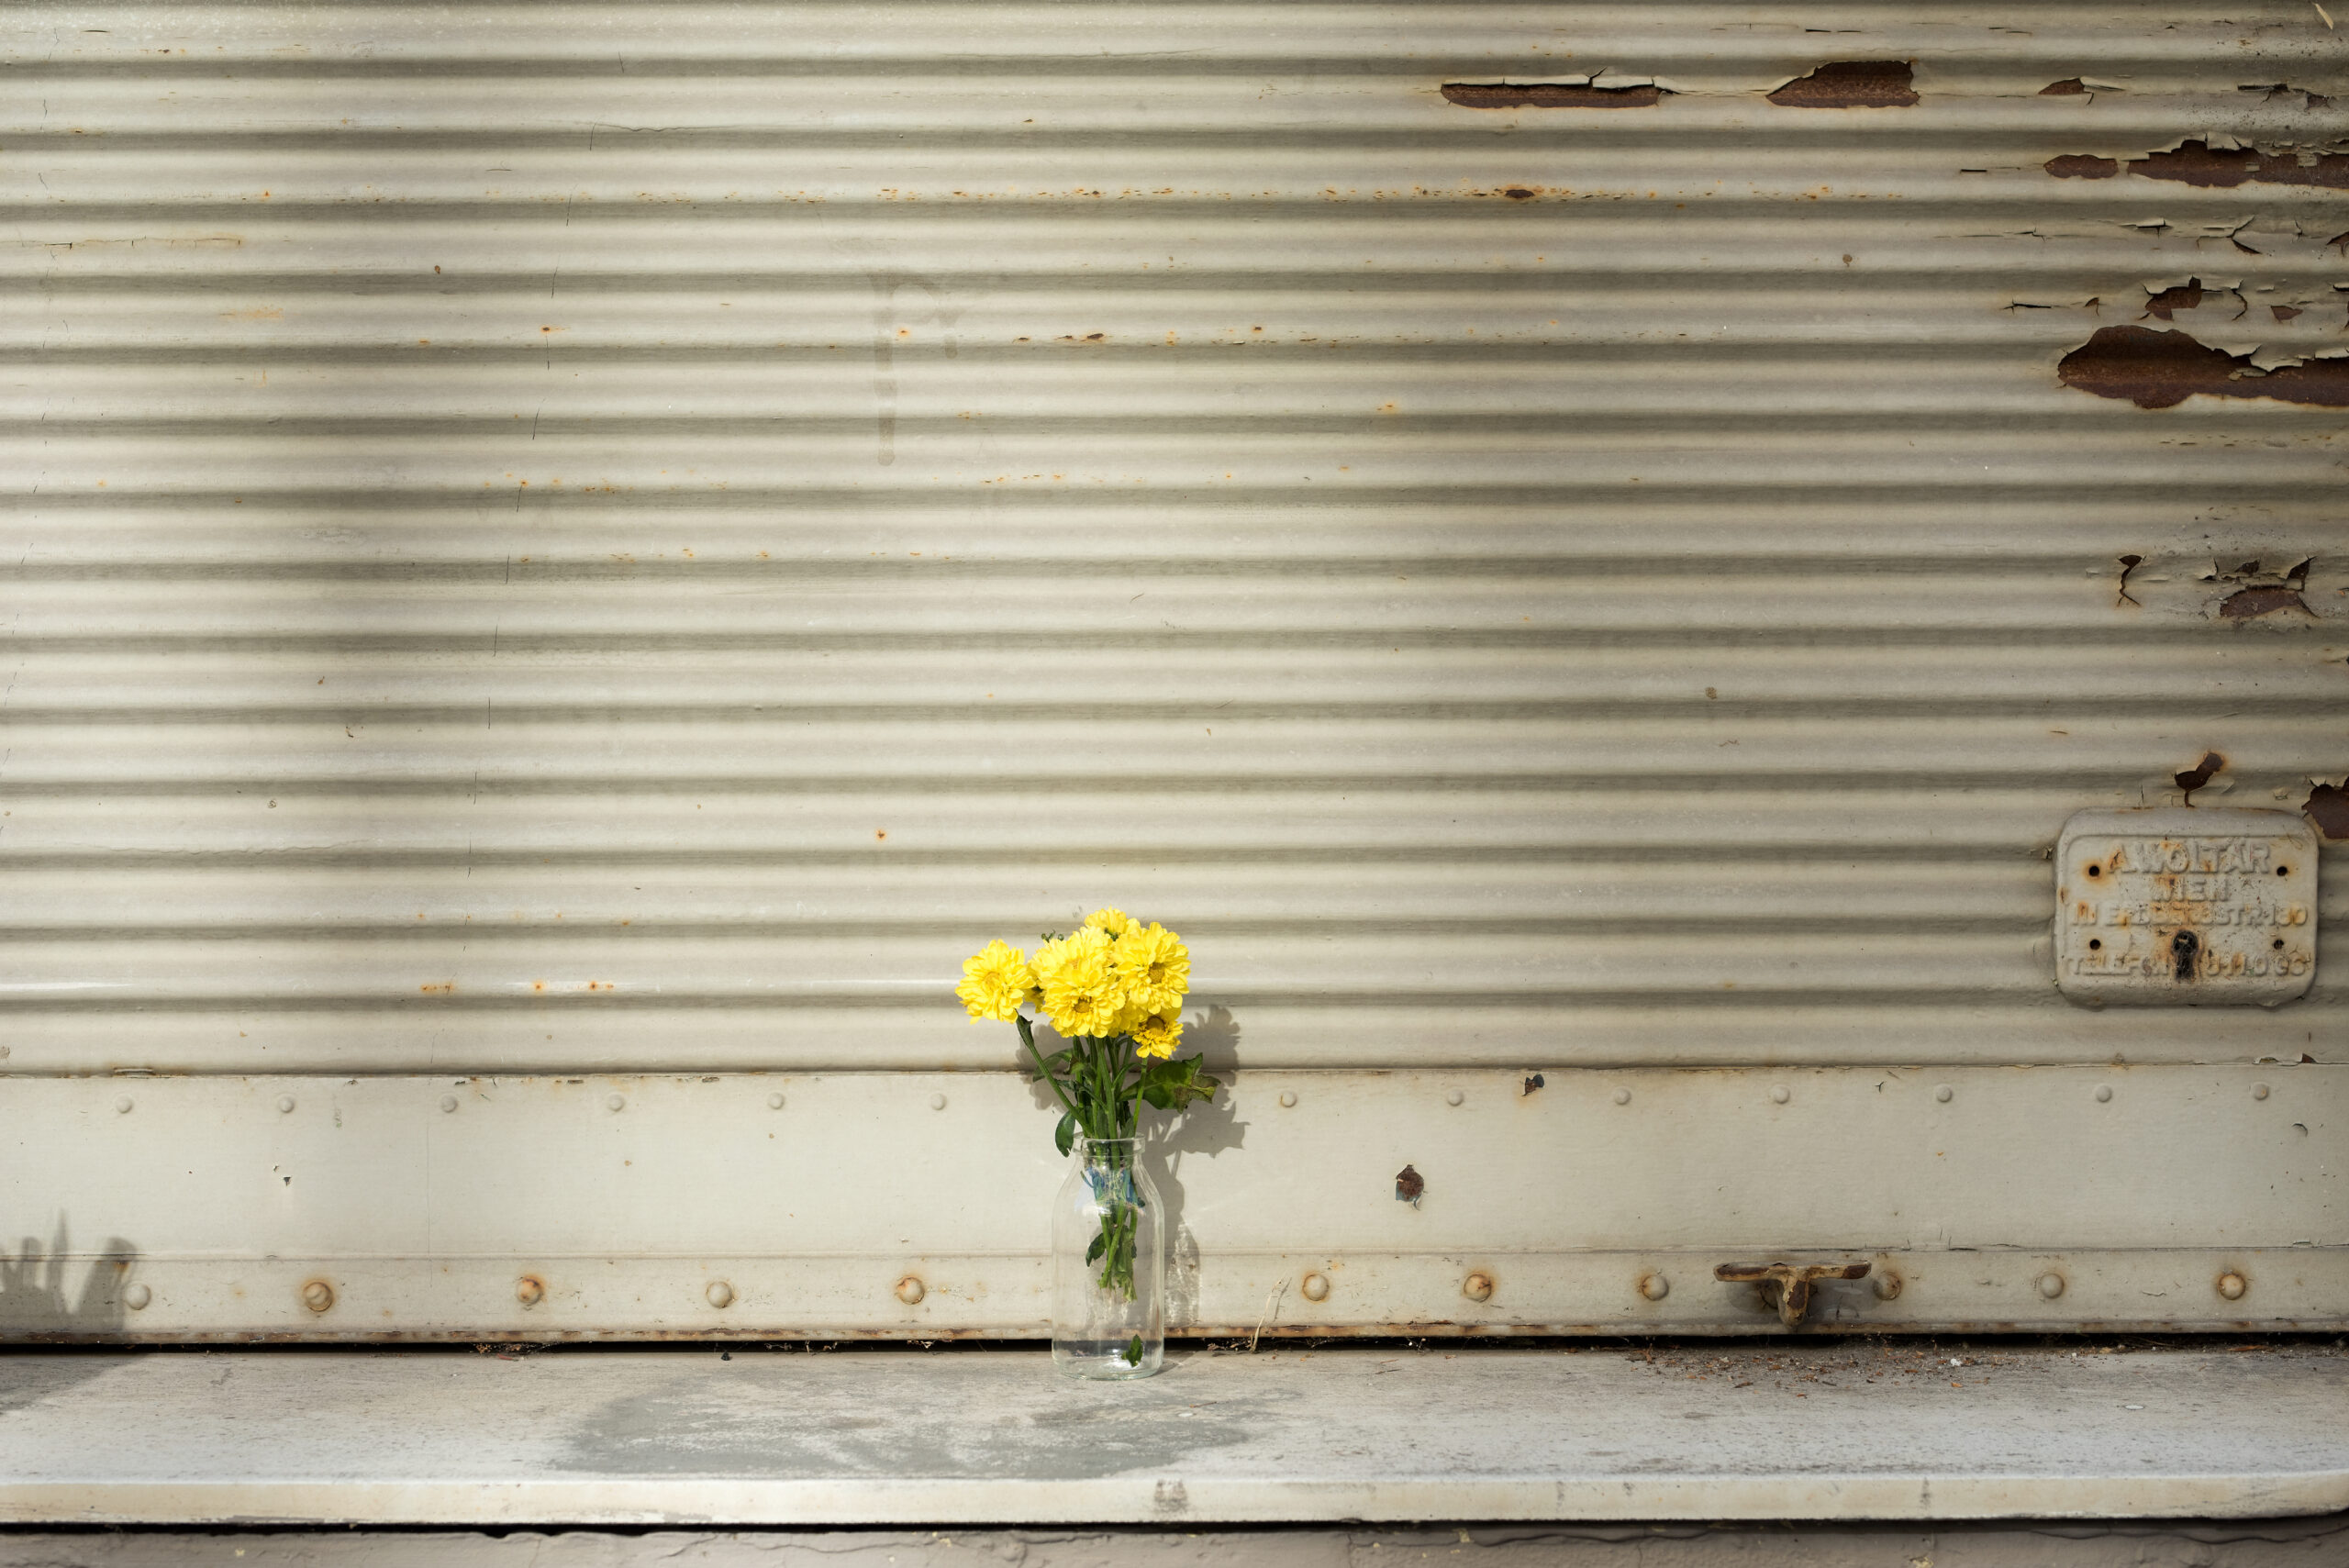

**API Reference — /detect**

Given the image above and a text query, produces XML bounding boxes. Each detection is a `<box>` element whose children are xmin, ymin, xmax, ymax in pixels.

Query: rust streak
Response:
<box><xmin>2304</xmin><ymin>779</ymin><xmax>2349</xmax><ymax>840</ymax></box>
<box><xmin>2050</xmin><ymin>138</ymin><xmax>2349</xmax><ymax>190</ymax></box>
<box><xmin>2219</xmin><ymin>584</ymin><xmax>2311</xmax><ymax>619</ymax></box>
<box><xmin>1765</xmin><ymin>61</ymin><xmax>1917</xmax><ymax>109</ymax></box>
<box><xmin>1441</xmin><ymin>81</ymin><xmax>1663</xmax><ymax>109</ymax></box>
<box><xmin>2057</xmin><ymin>325</ymin><xmax>2349</xmax><ymax>409</ymax></box>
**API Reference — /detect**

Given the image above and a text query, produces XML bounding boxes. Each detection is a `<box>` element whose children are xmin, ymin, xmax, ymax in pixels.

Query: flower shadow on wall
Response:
<box><xmin>1023</xmin><ymin>1004</ymin><xmax>1248</xmax><ymax>1329</ymax></box>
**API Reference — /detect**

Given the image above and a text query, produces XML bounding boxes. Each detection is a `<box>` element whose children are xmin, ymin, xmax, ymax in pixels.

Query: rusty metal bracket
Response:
<box><xmin>1715</xmin><ymin>1261</ymin><xmax>1872</xmax><ymax>1328</ymax></box>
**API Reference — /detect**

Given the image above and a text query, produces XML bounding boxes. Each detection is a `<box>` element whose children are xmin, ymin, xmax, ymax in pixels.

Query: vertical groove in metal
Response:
<box><xmin>2</xmin><ymin>5</ymin><xmax>2344</xmax><ymax>1073</ymax></box>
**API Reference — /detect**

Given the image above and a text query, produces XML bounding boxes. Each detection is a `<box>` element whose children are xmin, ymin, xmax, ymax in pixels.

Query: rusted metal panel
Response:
<box><xmin>0</xmin><ymin>4</ymin><xmax>2344</xmax><ymax>1336</ymax></box>
<box><xmin>4</xmin><ymin>1068</ymin><xmax>2339</xmax><ymax>1339</ymax></box>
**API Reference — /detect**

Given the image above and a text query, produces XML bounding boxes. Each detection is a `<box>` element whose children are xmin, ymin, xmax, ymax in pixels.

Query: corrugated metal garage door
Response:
<box><xmin>2</xmin><ymin>3</ymin><xmax>2343</xmax><ymax>1339</ymax></box>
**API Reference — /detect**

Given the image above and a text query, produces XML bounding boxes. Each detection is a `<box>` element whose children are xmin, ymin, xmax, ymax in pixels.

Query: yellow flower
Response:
<box><xmin>1084</xmin><ymin>907</ymin><xmax>1136</xmax><ymax>938</ymax></box>
<box><xmin>954</xmin><ymin>940</ymin><xmax>1035</xmax><ymax>1023</ymax></box>
<box><xmin>1112</xmin><ymin>922</ymin><xmax>1189</xmax><ymax>1016</ymax></box>
<box><xmin>1130</xmin><ymin>1006</ymin><xmax>1183</xmax><ymax>1060</ymax></box>
<box><xmin>1036</xmin><ymin>927</ymin><xmax>1124</xmax><ymax>1040</ymax></box>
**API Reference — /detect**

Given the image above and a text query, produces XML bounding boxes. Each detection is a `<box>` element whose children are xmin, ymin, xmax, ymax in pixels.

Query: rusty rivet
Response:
<box><xmin>2037</xmin><ymin>1272</ymin><xmax>2066</xmax><ymax>1299</ymax></box>
<box><xmin>1769</xmin><ymin>1086</ymin><xmax>1790</xmax><ymax>1105</ymax></box>
<box><xmin>2252</xmin><ymin>1082</ymin><xmax>2270</xmax><ymax>1100</ymax></box>
<box><xmin>2094</xmin><ymin>1084</ymin><xmax>2113</xmax><ymax>1103</ymax></box>
<box><xmin>300</xmin><ymin>1279</ymin><xmax>335</xmax><ymax>1313</ymax></box>
<box><xmin>1278</xmin><ymin>1091</ymin><xmax>1297</xmax><ymax>1108</ymax></box>
<box><xmin>516</xmin><ymin>1275</ymin><xmax>546</xmax><ymax>1307</ymax></box>
<box><xmin>1872</xmin><ymin>1270</ymin><xmax>1903</xmax><ymax>1301</ymax></box>
<box><xmin>2216</xmin><ymin>1271</ymin><xmax>2248</xmax><ymax>1301</ymax></box>
<box><xmin>1934</xmin><ymin>1084</ymin><xmax>1954</xmax><ymax>1104</ymax></box>
<box><xmin>706</xmin><ymin>1280</ymin><xmax>735</xmax><ymax>1309</ymax></box>
<box><xmin>1300</xmin><ymin>1272</ymin><xmax>1330</xmax><ymax>1301</ymax></box>
<box><xmin>896</xmin><ymin>1275</ymin><xmax>926</xmax><ymax>1305</ymax></box>
<box><xmin>1638</xmin><ymin>1272</ymin><xmax>1670</xmax><ymax>1302</ymax></box>
<box><xmin>929</xmin><ymin>1092</ymin><xmax>947</xmax><ymax>1110</ymax></box>
<box><xmin>1444</xmin><ymin>1089</ymin><xmax>1464</xmax><ymax>1106</ymax></box>
<box><xmin>123</xmin><ymin>1283</ymin><xmax>151</xmax><ymax>1310</ymax></box>
<box><xmin>1463</xmin><ymin>1271</ymin><xmax>1494</xmax><ymax>1302</ymax></box>
<box><xmin>1612</xmin><ymin>1087</ymin><xmax>1631</xmax><ymax>1106</ymax></box>
<box><xmin>276</xmin><ymin>1095</ymin><xmax>296</xmax><ymax>1114</ymax></box>
<box><xmin>606</xmin><ymin>1094</ymin><xmax>625</xmax><ymax>1112</ymax></box>
<box><xmin>767</xmin><ymin>1092</ymin><xmax>785</xmax><ymax>1109</ymax></box>
<box><xmin>440</xmin><ymin>1095</ymin><xmax>459</xmax><ymax>1113</ymax></box>
<box><xmin>114</xmin><ymin>1095</ymin><xmax>133</xmax><ymax>1114</ymax></box>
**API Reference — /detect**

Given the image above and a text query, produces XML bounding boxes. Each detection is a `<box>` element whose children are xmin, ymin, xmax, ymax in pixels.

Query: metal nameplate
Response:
<box><xmin>2056</xmin><ymin>807</ymin><xmax>2318</xmax><ymax>1006</ymax></box>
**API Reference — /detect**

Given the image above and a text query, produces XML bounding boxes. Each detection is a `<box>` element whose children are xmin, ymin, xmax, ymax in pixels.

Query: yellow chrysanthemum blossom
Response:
<box><xmin>1130</xmin><ymin>1005</ymin><xmax>1183</xmax><ymax>1060</ymax></box>
<box><xmin>954</xmin><ymin>940</ymin><xmax>1034</xmax><ymax>1023</ymax></box>
<box><xmin>1083</xmin><ymin>907</ymin><xmax>1136</xmax><ymax>938</ymax></box>
<box><xmin>1036</xmin><ymin>926</ymin><xmax>1124</xmax><ymax>1040</ymax></box>
<box><xmin>1112</xmin><ymin>921</ymin><xmax>1189</xmax><ymax>1016</ymax></box>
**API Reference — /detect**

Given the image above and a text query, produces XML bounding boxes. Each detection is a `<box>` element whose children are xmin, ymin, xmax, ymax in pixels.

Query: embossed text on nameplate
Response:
<box><xmin>2055</xmin><ymin>807</ymin><xmax>2318</xmax><ymax>1005</ymax></box>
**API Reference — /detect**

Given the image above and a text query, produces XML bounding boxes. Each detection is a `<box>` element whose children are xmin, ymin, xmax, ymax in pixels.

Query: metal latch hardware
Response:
<box><xmin>1714</xmin><ymin>1261</ymin><xmax>1872</xmax><ymax>1328</ymax></box>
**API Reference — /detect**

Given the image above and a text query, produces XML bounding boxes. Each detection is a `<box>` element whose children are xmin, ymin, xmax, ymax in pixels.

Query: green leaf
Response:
<box><xmin>1054</xmin><ymin>1110</ymin><xmax>1076</xmax><ymax>1158</ymax></box>
<box><xmin>1124</xmin><ymin>1335</ymin><xmax>1143</xmax><ymax>1366</ymax></box>
<box><xmin>1085</xmin><ymin>1231</ymin><xmax>1107</xmax><ymax>1264</ymax></box>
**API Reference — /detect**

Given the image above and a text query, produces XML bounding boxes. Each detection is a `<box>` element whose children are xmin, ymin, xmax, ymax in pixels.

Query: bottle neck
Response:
<box><xmin>1074</xmin><ymin>1136</ymin><xmax>1138</xmax><ymax>1168</ymax></box>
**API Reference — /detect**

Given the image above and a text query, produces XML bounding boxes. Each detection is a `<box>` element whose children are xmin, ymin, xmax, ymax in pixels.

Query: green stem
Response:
<box><xmin>1017</xmin><ymin>1016</ymin><xmax>1079</xmax><ymax>1120</ymax></box>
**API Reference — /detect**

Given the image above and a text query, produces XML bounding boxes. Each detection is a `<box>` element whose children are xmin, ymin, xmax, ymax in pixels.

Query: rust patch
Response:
<box><xmin>2174</xmin><ymin>751</ymin><xmax>2226</xmax><ymax>803</ymax></box>
<box><xmin>2041</xmin><ymin>77</ymin><xmax>2088</xmax><ymax>95</ymax></box>
<box><xmin>1766</xmin><ymin>61</ymin><xmax>1917</xmax><ymax>109</ymax></box>
<box><xmin>2303</xmin><ymin>779</ymin><xmax>2349</xmax><ymax>840</ymax></box>
<box><xmin>1441</xmin><ymin>81</ymin><xmax>1664</xmax><ymax>109</ymax></box>
<box><xmin>2140</xmin><ymin>279</ymin><xmax>2205</xmax><ymax>321</ymax></box>
<box><xmin>1520</xmin><ymin>1072</ymin><xmax>1545</xmax><ymax>1095</ymax></box>
<box><xmin>2048</xmin><ymin>139</ymin><xmax>2349</xmax><ymax>188</ymax></box>
<box><xmin>2045</xmin><ymin>153</ymin><xmax>2119</xmax><ymax>179</ymax></box>
<box><xmin>1502</xmin><ymin>186</ymin><xmax>1535</xmax><ymax>200</ymax></box>
<box><xmin>2273</xmin><ymin>305</ymin><xmax>2303</xmax><ymax>322</ymax></box>
<box><xmin>1395</xmin><ymin>1164</ymin><xmax>1425</xmax><ymax>1207</ymax></box>
<box><xmin>2116</xmin><ymin>553</ymin><xmax>2143</xmax><ymax>607</ymax></box>
<box><xmin>2219</xmin><ymin>584</ymin><xmax>2311</xmax><ymax>619</ymax></box>
<box><xmin>2057</xmin><ymin>325</ymin><xmax>2349</xmax><ymax>409</ymax></box>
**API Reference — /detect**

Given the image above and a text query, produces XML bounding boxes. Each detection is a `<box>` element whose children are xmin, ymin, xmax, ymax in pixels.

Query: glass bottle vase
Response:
<box><xmin>1051</xmin><ymin>1137</ymin><xmax>1165</xmax><ymax>1379</ymax></box>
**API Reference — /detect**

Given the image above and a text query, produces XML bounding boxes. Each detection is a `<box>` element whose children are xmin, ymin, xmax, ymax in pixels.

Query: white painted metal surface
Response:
<box><xmin>6</xmin><ymin>1067</ymin><xmax>2336</xmax><ymax>1338</ymax></box>
<box><xmin>2</xmin><ymin>1344</ymin><xmax>2344</xmax><ymax>1523</ymax></box>
<box><xmin>2</xmin><ymin>4</ymin><xmax>2346</xmax><ymax>1339</ymax></box>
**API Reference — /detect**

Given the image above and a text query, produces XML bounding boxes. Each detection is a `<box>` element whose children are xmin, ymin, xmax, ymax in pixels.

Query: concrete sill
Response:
<box><xmin>2</xmin><ymin>1342</ymin><xmax>2344</xmax><ymax>1526</ymax></box>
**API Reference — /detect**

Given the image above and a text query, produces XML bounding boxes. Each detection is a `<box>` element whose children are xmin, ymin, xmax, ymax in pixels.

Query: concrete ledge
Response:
<box><xmin>2</xmin><ymin>1342</ymin><xmax>2345</xmax><ymax>1526</ymax></box>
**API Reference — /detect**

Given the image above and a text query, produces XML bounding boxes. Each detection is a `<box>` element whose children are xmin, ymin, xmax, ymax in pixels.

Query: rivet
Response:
<box><xmin>123</xmin><ymin>1283</ymin><xmax>151</xmax><ymax>1311</ymax></box>
<box><xmin>1638</xmin><ymin>1272</ymin><xmax>1670</xmax><ymax>1302</ymax></box>
<box><xmin>114</xmin><ymin>1095</ymin><xmax>133</xmax><ymax>1115</ymax></box>
<box><xmin>1612</xmin><ymin>1088</ymin><xmax>1631</xmax><ymax>1106</ymax></box>
<box><xmin>2252</xmin><ymin>1082</ymin><xmax>2270</xmax><ymax>1101</ymax></box>
<box><xmin>300</xmin><ymin>1280</ymin><xmax>335</xmax><ymax>1313</ymax></box>
<box><xmin>2036</xmin><ymin>1272</ymin><xmax>2065</xmax><ymax>1300</ymax></box>
<box><xmin>606</xmin><ymin>1094</ymin><xmax>625</xmax><ymax>1112</ymax></box>
<box><xmin>1872</xmin><ymin>1271</ymin><xmax>1903</xmax><ymax>1301</ymax></box>
<box><xmin>2216</xmin><ymin>1271</ymin><xmax>2247</xmax><ymax>1301</ymax></box>
<box><xmin>276</xmin><ymin>1095</ymin><xmax>296</xmax><ymax>1114</ymax></box>
<box><xmin>1300</xmin><ymin>1272</ymin><xmax>1330</xmax><ymax>1302</ymax></box>
<box><xmin>516</xmin><ymin>1275</ymin><xmax>546</xmax><ymax>1307</ymax></box>
<box><xmin>896</xmin><ymin>1275</ymin><xmax>926</xmax><ymax>1305</ymax></box>
<box><xmin>706</xmin><ymin>1280</ymin><xmax>735</xmax><ymax>1309</ymax></box>
<box><xmin>1462</xmin><ymin>1271</ymin><xmax>1494</xmax><ymax>1303</ymax></box>
<box><xmin>929</xmin><ymin>1092</ymin><xmax>947</xmax><ymax>1110</ymax></box>
<box><xmin>1444</xmin><ymin>1089</ymin><xmax>1464</xmax><ymax>1106</ymax></box>
<box><xmin>1278</xmin><ymin>1090</ymin><xmax>1297</xmax><ymax>1108</ymax></box>
<box><xmin>2094</xmin><ymin>1084</ymin><xmax>2113</xmax><ymax>1103</ymax></box>
<box><xmin>767</xmin><ymin>1092</ymin><xmax>785</xmax><ymax>1109</ymax></box>
<box><xmin>1934</xmin><ymin>1084</ymin><xmax>1954</xmax><ymax>1104</ymax></box>
<box><xmin>440</xmin><ymin>1095</ymin><xmax>459</xmax><ymax>1114</ymax></box>
<box><xmin>1769</xmin><ymin>1086</ymin><xmax>1790</xmax><ymax>1105</ymax></box>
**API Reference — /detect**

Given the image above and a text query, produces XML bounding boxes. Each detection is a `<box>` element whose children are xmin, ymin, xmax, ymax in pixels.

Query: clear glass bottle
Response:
<box><xmin>1051</xmin><ymin>1136</ymin><xmax>1164</xmax><ymax>1378</ymax></box>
